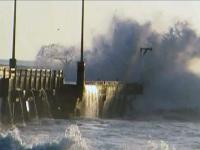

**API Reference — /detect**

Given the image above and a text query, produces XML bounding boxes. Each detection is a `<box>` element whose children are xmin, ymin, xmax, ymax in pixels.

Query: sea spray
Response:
<box><xmin>65</xmin><ymin>125</ymin><xmax>88</xmax><ymax>150</ymax></box>
<box><xmin>0</xmin><ymin>121</ymin><xmax>88</xmax><ymax>150</ymax></box>
<box><xmin>0</xmin><ymin>127</ymin><xmax>24</xmax><ymax>150</ymax></box>
<box><xmin>35</xmin><ymin>17</ymin><xmax>200</xmax><ymax>117</ymax></box>
<box><xmin>83</xmin><ymin>85</ymin><xmax>99</xmax><ymax>118</ymax></box>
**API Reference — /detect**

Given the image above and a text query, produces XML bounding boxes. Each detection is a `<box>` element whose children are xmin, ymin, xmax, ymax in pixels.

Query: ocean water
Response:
<box><xmin>0</xmin><ymin>118</ymin><xmax>200</xmax><ymax>150</ymax></box>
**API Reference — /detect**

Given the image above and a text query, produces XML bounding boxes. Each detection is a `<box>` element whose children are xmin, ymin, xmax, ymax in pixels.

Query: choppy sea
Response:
<box><xmin>0</xmin><ymin>118</ymin><xmax>200</xmax><ymax>150</ymax></box>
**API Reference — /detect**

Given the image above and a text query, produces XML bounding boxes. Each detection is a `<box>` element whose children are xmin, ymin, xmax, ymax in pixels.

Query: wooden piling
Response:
<box><xmin>28</xmin><ymin>69</ymin><xmax>32</xmax><ymax>90</ymax></box>
<box><xmin>3</xmin><ymin>68</ymin><xmax>6</xmax><ymax>79</ymax></box>
<box><xmin>19</xmin><ymin>69</ymin><xmax>22</xmax><ymax>88</ymax></box>
<box><xmin>13</xmin><ymin>68</ymin><xmax>16</xmax><ymax>90</ymax></box>
<box><xmin>23</xmin><ymin>69</ymin><xmax>27</xmax><ymax>90</ymax></box>
<box><xmin>52</xmin><ymin>70</ymin><xmax>56</xmax><ymax>89</ymax></box>
<box><xmin>43</xmin><ymin>70</ymin><xmax>47</xmax><ymax>89</ymax></box>
<box><xmin>38</xmin><ymin>69</ymin><xmax>42</xmax><ymax>90</ymax></box>
<box><xmin>48</xmin><ymin>70</ymin><xmax>51</xmax><ymax>90</ymax></box>
<box><xmin>33</xmin><ymin>69</ymin><xmax>37</xmax><ymax>89</ymax></box>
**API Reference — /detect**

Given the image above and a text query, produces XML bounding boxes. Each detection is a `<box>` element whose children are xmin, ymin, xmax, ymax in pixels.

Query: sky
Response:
<box><xmin>0</xmin><ymin>0</ymin><xmax>200</xmax><ymax>61</ymax></box>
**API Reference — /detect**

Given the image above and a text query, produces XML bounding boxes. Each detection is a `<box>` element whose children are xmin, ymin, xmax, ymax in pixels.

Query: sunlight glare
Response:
<box><xmin>187</xmin><ymin>57</ymin><xmax>200</xmax><ymax>77</ymax></box>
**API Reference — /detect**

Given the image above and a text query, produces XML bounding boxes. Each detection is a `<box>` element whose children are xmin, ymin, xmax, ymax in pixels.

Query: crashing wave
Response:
<box><xmin>0</xmin><ymin>124</ymin><xmax>88</xmax><ymax>150</ymax></box>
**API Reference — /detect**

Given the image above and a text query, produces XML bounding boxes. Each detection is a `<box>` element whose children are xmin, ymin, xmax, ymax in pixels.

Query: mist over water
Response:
<box><xmin>35</xmin><ymin>17</ymin><xmax>200</xmax><ymax>116</ymax></box>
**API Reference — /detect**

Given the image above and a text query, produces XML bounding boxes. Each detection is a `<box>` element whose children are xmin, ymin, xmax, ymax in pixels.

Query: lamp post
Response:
<box><xmin>77</xmin><ymin>0</ymin><xmax>85</xmax><ymax>88</ymax></box>
<box><xmin>9</xmin><ymin>0</ymin><xmax>17</xmax><ymax>68</ymax></box>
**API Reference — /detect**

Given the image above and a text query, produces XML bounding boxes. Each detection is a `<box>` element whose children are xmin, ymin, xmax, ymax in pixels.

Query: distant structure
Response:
<box><xmin>140</xmin><ymin>48</ymin><xmax>152</xmax><ymax>56</ymax></box>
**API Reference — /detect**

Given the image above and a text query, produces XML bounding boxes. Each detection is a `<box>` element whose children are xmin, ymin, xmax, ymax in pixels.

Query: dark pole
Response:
<box><xmin>9</xmin><ymin>0</ymin><xmax>17</xmax><ymax>68</ymax></box>
<box><xmin>76</xmin><ymin>0</ymin><xmax>85</xmax><ymax>88</ymax></box>
<box><xmin>13</xmin><ymin>0</ymin><xmax>16</xmax><ymax>60</ymax></box>
<box><xmin>80</xmin><ymin>0</ymin><xmax>84</xmax><ymax>62</ymax></box>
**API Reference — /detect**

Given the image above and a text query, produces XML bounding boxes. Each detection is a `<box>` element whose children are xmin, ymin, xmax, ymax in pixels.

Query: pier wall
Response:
<box><xmin>77</xmin><ymin>81</ymin><xmax>143</xmax><ymax>118</ymax></box>
<box><xmin>0</xmin><ymin>67</ymin><xmax>143</xmax><ymax>123</ymax></box>
<box><xmin>0</xmin><ymin>67</ymin><xmax>63</xmax><ymax>124</ymax></box>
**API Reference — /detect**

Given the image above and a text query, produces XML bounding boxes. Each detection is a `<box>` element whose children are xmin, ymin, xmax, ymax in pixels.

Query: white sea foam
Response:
<box><xmin>0</xmin><ymin>119</ymin><xmax>200</xmax><ymax>150</ymax></box>
<box><xmin>0</xmin><ymin>120</ymin><xmax>88</xmax><ymax>150</ymax></box>
<box><xmin>65</xmin><ymin>125</ymin><xmax>88</xmax><ymax>150</ymax></box>
<box><xmin>146</xmin><ymin>140</ymin><xmax>176</xmax><ymax>150</ymax></box>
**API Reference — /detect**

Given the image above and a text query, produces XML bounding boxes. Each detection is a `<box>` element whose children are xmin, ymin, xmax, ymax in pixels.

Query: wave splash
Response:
<box><xmin>0</xmin><ymin>124</ymin><xmax>88</xmax><ymax>150</ymax></box>
<box><xmin>35</xmin><ymin>17</ymin><xmax>200</xmax><ymax>118</ymax></box>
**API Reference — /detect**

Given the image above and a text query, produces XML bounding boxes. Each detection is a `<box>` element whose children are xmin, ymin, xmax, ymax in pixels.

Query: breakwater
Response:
<box><xmin>0</xmin><ymin>66</ymin><xmax>63</xmax><ymax>124</ymax></box>
<box><xmin>0</xmin><ymin>66</ymin><xmax>143</xmax><ymax>124</ymax></box>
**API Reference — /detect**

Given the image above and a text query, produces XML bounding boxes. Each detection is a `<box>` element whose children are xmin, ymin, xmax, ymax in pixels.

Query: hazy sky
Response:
<box><xmin>0</xmin><ymin>1</ymin><xmax>200</xmax><ymax>61</ymax></box>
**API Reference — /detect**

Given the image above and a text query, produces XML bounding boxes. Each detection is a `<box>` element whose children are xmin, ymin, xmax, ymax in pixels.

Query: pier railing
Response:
<box><xmin>0</xmin><ymin>67</ymin><xmax>64</xmax><ymax>123</ymax></box>
<box><xmin>85</xmin><ymin>80</ymin><xmax>143</xmax><ymax>94</ymax></box>
<box><xmin>86</xmin><ymin>81</ymin><xmax>119</xmax><ymax>85</ymax></box>
<box><xmin>0</xmin><ymin>67</ymin><xmax>64</xmax><ymax>91</ymax></box>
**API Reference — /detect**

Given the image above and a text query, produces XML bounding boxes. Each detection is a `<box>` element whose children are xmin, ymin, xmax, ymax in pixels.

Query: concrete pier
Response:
<box><xmin>0</xmin><ymin>67</ymin><xmax>63</xmax><ymax>124</ymax></box>
<box><xmin>0</xmin><ymin>66</ymin><xmax>143</xmax><ymax>123</ymax></box>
